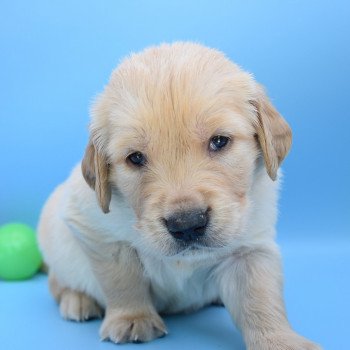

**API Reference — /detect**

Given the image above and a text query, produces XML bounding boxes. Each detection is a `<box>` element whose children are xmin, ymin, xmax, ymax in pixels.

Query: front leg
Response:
<box><xmin>84</xmin><ymin>240</ymin><xmax>166</xmax><ymax>343</ymax></box>
<box><xmin>217</xmin><ymin>244</ymin><xmax>321</xmax><ymax>350</ymax></box>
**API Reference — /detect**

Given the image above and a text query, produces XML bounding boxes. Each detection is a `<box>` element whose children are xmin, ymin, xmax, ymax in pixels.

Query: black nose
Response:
<box><xmin>164</xmin><ymin>209</ymin><xmax>209</xmax><ymax>242</ymax></box>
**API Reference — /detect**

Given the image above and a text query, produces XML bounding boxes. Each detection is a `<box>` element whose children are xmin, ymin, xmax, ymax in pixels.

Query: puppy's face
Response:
<box><xmin>110</xmin><ymin>104</ymin><xmax>258</xmax><ymax>257</ymax></box>
<box><xmin>82</xmin><ymin>43</ymin><xmax>292</xmax><ymax>258</ymax></box>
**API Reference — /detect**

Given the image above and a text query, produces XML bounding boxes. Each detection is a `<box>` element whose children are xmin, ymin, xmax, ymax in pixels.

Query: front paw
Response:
<box><xmin>99</xmin><ymin>310</ymin><xmax>167</xmax><ymax>343</ymax></box>
<box><xmin>247</xmin><ymin>331</ymin><xmax>322</xmax><ymax>350</ymax></box>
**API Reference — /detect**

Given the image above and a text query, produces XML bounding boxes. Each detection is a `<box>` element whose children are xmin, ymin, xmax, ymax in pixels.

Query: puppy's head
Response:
<box><xmin>82</xmin><ymin>43</ymin><xmax>291</xmax><ymax>257</ymax></box>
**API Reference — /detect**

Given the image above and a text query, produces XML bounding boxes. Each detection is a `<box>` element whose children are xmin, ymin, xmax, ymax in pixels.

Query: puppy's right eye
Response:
<box><xmin>127</xmin><ymin>152</ymin><xmax>147</xmax><ymax>167</ymax></box>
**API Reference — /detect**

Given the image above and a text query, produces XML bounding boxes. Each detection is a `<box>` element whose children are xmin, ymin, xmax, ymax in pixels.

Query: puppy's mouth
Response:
<box><xmin>177</xmin><ymin>241</ymin><xmax>207</xmax><ymax>251</ymax></box>
<box><xmin>179</xmin><ymin>243</ymin><xmax>212</xmax><ymax>255</ymax></box>
<box><xmin>168</xmin><ymin>234</ymin><xmax>225</xmax><ymax>257</ymax></box>
<box><xmin>137</xmin><ymin>211</ymin><xmax>232</xmax><ymax>258</ymax></box>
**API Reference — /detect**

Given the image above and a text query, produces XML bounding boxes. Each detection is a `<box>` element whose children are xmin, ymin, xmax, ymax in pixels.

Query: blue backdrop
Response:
<box><xmin>0</xmin><ymin>1</ymin><xmax>349</xmax><ymax>349</ymax></box>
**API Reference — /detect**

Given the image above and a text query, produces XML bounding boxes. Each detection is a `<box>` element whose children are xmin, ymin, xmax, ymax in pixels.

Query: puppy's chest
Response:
<box><xmin>141</xmin><ymin>258</ymin><xmax>219</xmax><ymax>314</ymax></box>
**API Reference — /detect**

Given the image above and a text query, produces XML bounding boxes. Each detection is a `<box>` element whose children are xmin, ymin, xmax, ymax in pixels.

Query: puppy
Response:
<box><xmin>38</xmin><ymin>42</ymin><xmax>320</xmax><ymax>349</ymax></box>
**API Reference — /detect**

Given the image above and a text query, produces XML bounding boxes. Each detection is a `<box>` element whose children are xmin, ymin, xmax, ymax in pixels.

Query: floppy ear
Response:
<box><xmin>250</xmin><ymin>85</ymin><xmax>292</xmax><ymax>181</ymax></box>
<box><xmin>81</xmin><ymin>138</ymin><xmax>111</xmax><ymax>213</ymax></box>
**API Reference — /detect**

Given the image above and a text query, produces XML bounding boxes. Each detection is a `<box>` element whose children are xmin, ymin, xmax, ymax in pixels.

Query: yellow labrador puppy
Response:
<box><xmin>38</xmin><ymin>42</ymin><xmax>320</xmax><ymax>349</ymax></box>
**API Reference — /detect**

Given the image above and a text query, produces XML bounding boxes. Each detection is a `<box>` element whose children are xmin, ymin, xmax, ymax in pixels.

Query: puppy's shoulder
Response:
<box><xmin>246</xmin><ymin>165</ymin><xmax>282</xmax><ymax>242</ymax></box>
<box><xmin>61</xmin><ymin>164</ymin><xmax>136</xmax><ymax>242</ymax></box>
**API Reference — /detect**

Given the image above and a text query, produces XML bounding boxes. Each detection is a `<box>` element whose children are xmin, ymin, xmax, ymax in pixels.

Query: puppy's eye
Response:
<box><xmin>127</xmin><ymin>152</ymin><xmax>147</xmax><ymax>167</ymax></box>
<box><xmin>209</xmin><ymin>135</ymin><xmax>230</xmax><ymax>152</ymax></box>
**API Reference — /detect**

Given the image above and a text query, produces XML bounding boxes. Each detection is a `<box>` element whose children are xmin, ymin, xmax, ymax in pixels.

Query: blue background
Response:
<box><xmin>0</xmin><ymin>1</ymin><xmax>349</xmax><ymax>349</ymax></box>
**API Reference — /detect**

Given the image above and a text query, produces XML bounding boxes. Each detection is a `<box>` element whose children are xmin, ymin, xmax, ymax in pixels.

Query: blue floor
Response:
<box><xmin>1</xmin><ymin>239</ymin><xmax>348</xmax><ymax>350</ymax></box>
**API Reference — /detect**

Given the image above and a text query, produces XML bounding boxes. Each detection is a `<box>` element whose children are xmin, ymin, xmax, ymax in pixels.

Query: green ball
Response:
<box><xmin>0</xmin><ymin>223</ymin><xmax>42</xmax><ymax>280</ymax></box>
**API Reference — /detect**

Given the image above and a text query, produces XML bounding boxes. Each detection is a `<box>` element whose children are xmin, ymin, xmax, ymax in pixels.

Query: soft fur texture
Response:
<box><xmin>38</xmin><ymin>42</ymin><xmax>320</xmax><ymax>349</ymax></box>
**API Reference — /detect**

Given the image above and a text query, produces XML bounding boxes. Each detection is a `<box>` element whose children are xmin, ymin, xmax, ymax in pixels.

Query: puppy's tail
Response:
<box><xmin>40</xmin><ymin>262</ymin><xmax>49</xmax><ymax>274</ymax></box>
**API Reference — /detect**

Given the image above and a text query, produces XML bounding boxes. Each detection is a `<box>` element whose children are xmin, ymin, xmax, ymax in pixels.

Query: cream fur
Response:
<box><xmin>38</xmin><ymin>42</ymin><xmax>320</xmax><ymax>349</ymax></box>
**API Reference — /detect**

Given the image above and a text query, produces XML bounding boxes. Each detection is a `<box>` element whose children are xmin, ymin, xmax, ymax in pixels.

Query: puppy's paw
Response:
<box><xmin>247</xmin><ymin>331</ymin><xmax>322</xmax><ymax>350</ymax></box>
<box><xmin>100</xmin><ymin>310</ymin><xmax>167</xmax><ymax>343</ymax></box>
<box><xmin>59</xmin><ymin>289</ymin><xmax>103</xmax><ymax>321</ymax></box>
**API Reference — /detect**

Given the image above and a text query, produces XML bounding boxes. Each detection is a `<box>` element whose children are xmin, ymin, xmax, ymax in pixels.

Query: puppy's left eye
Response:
<box><xmin>209</xmin><ymin>135</ymin><xmax>230</xmax><ymax>151</ymax></box>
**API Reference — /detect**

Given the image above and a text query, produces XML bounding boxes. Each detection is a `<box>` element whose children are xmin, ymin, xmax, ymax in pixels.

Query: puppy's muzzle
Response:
<box><xmin>164</xmin><ymin>209</ymin><xmax>209</xmax><ymax>242</ymax></box>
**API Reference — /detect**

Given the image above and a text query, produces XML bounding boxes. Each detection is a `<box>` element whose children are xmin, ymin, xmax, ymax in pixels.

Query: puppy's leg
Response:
<box><xmin>49</xmin><ymin>273</ymin><xmax>103</xmax><ymax>321</ymax></box>
<box><xmin>83</xmin><ymin>241</ymin><xmax>166</xmax><ymax>343</ymax></box>
<box><xmin>217</xmin><ymin>245</ymin><xmax>321</xmax><ymax>350</ymax></box>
